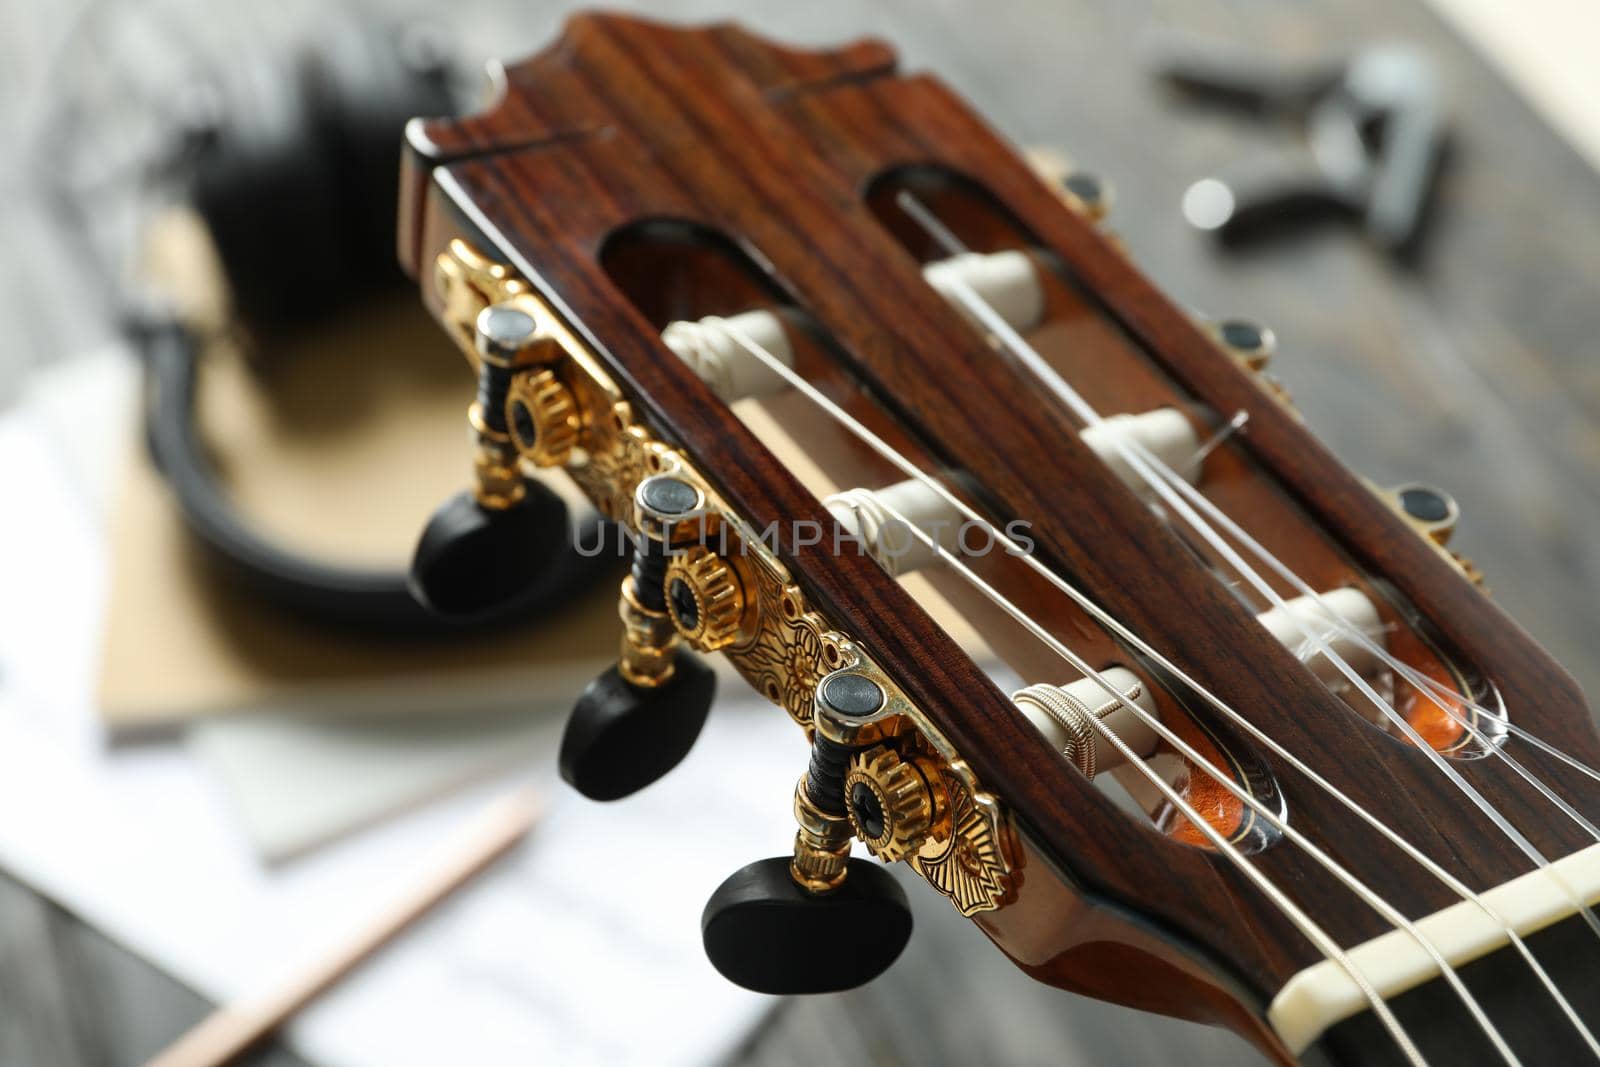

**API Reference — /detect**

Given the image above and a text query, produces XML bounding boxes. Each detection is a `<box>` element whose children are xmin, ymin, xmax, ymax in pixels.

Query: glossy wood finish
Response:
<box><xmin>597</xmin><ymin>229</ymin><xmax>1271</xmax><ymax>846</ymax></box>
<box><xmin>398</xmin><ymin>14</ymin><xmax>1600</xmax><ymax>1059</ymax></box>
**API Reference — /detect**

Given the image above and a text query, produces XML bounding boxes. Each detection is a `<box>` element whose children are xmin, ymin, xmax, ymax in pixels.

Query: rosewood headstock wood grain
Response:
<box><xmin>394</xmin><ymin>13</ymin><xmax>1600</xmax><ymax>1066</ymax></box>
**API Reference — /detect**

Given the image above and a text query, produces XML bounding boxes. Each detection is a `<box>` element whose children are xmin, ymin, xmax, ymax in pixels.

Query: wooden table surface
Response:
<box><xmin>3</xmin><ymin>0</ymin><xmax>1599</xmax><ymax>1064</ymax></box>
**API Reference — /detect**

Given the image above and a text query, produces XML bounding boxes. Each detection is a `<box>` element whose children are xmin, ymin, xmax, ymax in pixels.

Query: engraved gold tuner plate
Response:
<box><xmin>429</xmin><ymin>238</ymin><xmax>1015</xmax><ymax>915</ymax></box>
<box><xmin>912</xmin><ymin>758</ymin><xmax>1014</xmax><ymax>916</ymax></box>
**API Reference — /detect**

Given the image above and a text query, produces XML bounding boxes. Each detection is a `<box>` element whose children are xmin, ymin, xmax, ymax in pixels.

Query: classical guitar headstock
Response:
<box><xmin>397</xmin><ymin>14</ymin><xmax>1600</xmax><ymax>1065</ymax></box>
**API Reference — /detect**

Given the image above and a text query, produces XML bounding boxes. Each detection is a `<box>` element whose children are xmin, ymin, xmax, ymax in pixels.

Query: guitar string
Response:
<box><xmin>1408</xmin><ymin>675</ymin><xmax>1600</xmax><ymax>783</ymax></box>
<box><xmin>893</xmin><ymin>191</ymin><xmax>1600</xmax><ymax>939</ymax></box>
<box><xmin>895</xmin><ymin>185</ymin><xmax>1597</xmax><ymax>823</ymax></box>
<box><xmin>919</xmin><ymin>229</ymin><xmax>1600</xmax><ymax>961</ymax></box>
<box><xmin>1376</xmin><ymin>657</ymin><xmax>1600</xmax><ymax>786</ymax></box>
<box><xmin>704</xmin><ymin>319</ymin><xmax>1574</xmax><ymax>1067</ymax></box>
<box><xmin>991</xmin><ymin>278</ymin><xmax>1600</xmax><ymax>845</ymax></box>
<box><xmin>1359</xmin><ymin>644</ymin><xmax>1600</xmax><ymax>780</ymax></box>
<box><xmin>709</xmin><ymin>315</ymin><xmax>1598</xmax><ymax>1059</ymax></box>
<box><xmin>864</xmin><ymin>492</ymin><xmax>1510</xmax><ymax>1067</ymax></box>
<box><xmin>962</xmin><ymin>262</ymin><xmax>1600</xmax><ymax>924</ymax></box>
<box><xmin>1150</xmin><ymin>458</ymin><xmax>1600</xmax><ymax>838</ymax></box>
<box><xmin>1141</xmin><ymin>451</ymin><xmax>1600</xmax><ymax>854</ymax></box>
<box><xmin>716</xmin><ymin>300</ymin><xmax>1600</xmax><ymax>1062</ymax></box>
<box><xmin>1183</xmin><ymin>409</ymin><xmax>1250</xmax><ymax>475</ymax></box>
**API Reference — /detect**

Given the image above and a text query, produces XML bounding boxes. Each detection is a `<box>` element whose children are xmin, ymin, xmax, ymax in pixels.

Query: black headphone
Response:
<box><xmin>131</xmin><ymin>20</ymin><xmax>620</xmax><ymax>635</ymax></box>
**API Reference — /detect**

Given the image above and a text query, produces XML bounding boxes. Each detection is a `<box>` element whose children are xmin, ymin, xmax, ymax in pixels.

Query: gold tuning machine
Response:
<box><xmin>1204</xmin><ymin>316</ymin><xmax>1298</xmax><ymax>414</ymax></box>
<box><xmin>407</xmin><ymin>299</ymin><xmax>576</xmax><ymax>619</ymax></box>
<box><xmin>505</xmin><ymin>367</ymin><xmax>579</xmax><ymax>468</ymax></box>
<box><xmin>1060</xmin><ymin>170</ymin><xmax>1113</xmax><ymax>222</ymax></box>
<box><xmin>1381</xmin><ymin>482</ymin><xmax>1484</xmax><ymax>588</ymax></box>
<box><xmin>787</xmin><ymin>670</ymin><xmax>895</xmax><ymax>893</ymax></box>
<box><xmin>616</xmin><ymin>572</ymin><xmax>679</xmax><ymax>689</ymax></box>
<box><xmin>702</xmin><ymin>667</ymin><xmax>914</xmax><ymax>995</ymax></box>
<box><xmin>1025</xmin><ymin>147</ymin><xmax>1113</xmax><ymax>222</ymax></box>
<box><xmin>558</xmin><ymin>472</ymin><xmax>720</xmax><ymax>800</ymax></box>
<box><xmin>845</xmin><ymin>746</ymin><xmax>943</xmax><ymax>863</ymax></box>
<box><xmin>663</xmin><ymin>545</ymin><xmax>747</xmax><ymax>652</ymax></box>
<box><xmin>789</xmin><ymin>774</ymin><xmax>853</xmax><ymax>894</ymax></box>
<box><xmin>476</xmin><ymin>301</ymin><xmax>581</xmax><ymax>472</ymax></box>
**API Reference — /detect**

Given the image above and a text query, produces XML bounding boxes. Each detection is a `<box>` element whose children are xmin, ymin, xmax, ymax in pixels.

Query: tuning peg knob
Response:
<box><xmin>701</xmin><ymin>856</ymin><xmax>912</xmax><ymax>995</ymax></box>
<box><xmin>560</xmin><ymin>473</ymin><xmax>722</xmax><ymax>801</ymax></box>
<box><xmin>558</xmin><ymin>650</ymin><xmax>716</xmax><ymax>801</ymax></box>
<box><xmin>701</xmin><ymin>670</ymin><xmax>913</xmax><ymax>994</ymax></box>
<box><xmin>408</xmin><ymin>476</ymin><xmax>571</xmax><ymax>619</ymax></box>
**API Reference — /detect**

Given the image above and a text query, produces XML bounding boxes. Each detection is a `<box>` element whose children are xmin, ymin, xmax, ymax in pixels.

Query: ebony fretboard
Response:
<box><xmin>1310</xmin><ymin>910</ymin><xmax>1600</xmax><ymax>1066</ymax></box>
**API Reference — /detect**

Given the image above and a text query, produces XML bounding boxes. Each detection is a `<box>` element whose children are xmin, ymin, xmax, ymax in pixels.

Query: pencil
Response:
<box><xmin>143</xmin><ymin>786</ymin><xmax>542</xmax><ymax>1067</ymax></box>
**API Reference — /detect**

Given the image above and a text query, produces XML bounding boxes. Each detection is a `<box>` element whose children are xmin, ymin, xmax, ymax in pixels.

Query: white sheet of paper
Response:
<box><xmin>0</xmin><ymin>352</ymin><xmax>803</xmax><ymax>1066</ymax></box>
<box><xmin>189</xmin><ymin>704</ymin><xmax>567</xmax><ymax>863</ymax></box>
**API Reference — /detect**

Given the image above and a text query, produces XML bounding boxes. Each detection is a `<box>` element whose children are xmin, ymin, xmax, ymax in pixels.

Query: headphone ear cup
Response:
<box><xmin>190</xmin><ymin>20</ymin><xmax>456</xmax><ymax>330</ymax></box>
<box><xmin>143</xmin><ymin>22</ymin><xmax>621</xmax><ymax>636</ymax></box>
<box><xmin>302</xmin><ymin>21</ymin><xmax>456</xmax><ymax>295</ymax></box>
<box><xmin>190</xmin><ymin>49</ymin><xmax>350</xmax><ymax>328</ymax></box>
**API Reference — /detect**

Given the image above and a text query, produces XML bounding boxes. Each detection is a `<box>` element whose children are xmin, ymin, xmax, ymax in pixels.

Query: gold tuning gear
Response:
<box><xmin>506</xmin><ymin>367</ymin><xmax>579</xmax><ymax>468</ymax></box>
<box><xmin>1375</xmin><ymin>481</ymin><xmax>1485</xmax><ymax>587</ymax></box>
<box><xmin>1385</xmin><ymin>483</ymin><xmax>1460</xmax><ymax>546</ymax></box>
<box><xmin>1059</xmin><ymin>171</ymin><xmax>1112</xmax><ymax>222</ymax></box>
<box><xmin>663</xmin><ymin>546</ymin><xmax>746</xmax><ymax>651</ymax></box>
<box><xmin>845</xmin><ymin>746</ymin><xmax>939</xmax><ymax>863</ymax></box>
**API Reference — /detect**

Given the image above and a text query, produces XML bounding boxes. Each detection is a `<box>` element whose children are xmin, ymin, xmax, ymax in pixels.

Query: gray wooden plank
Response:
<box><xmin>0</xmin><ymin>871</ymin><xmax>309</xmax><ymax>1067</ymax></box>
<box><xmin>0</xmin><ymin>874</ymin><xmax>91</xmax><ymax>1067</ymax></box>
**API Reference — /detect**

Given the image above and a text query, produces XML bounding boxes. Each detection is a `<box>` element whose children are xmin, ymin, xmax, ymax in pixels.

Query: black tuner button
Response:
<box><xmin>558</xmin><ymin>651</ymin><xmax>716</xmax><ymax>801</ymax></box>
<box><xmin>1399</xmin><ymin>485</ymin><xmax>1453</xmax><ymax>524</ymax></box>
<box><xmin>1063</xmin><ymin>171</ymin><xmax>1102</xmax><ymax>202</ymax></box>
<box><xmin>1214</xmin><ymin>317</ymin><xmax>1277</xmax><ymax>371</ymax></box>
<box><xmin>1061</xmin><ymin>170</ymin><xmax>1112</xmax><ymax>220</ymax></box>
<box><xmin>637</xmin><ymin>475</ymin><xmax>702</xmax><ymax>519</ymax></box>
<box><xmin>1219</xmin><ymin>318</ymin><xmax>1264</xmax><ymax>353</ymax></box>
<box><xmin>701</xmin><ymin>857</ymin><xmax>913</xmax><ymax>995</ymax></box>
<box><xmin>1390</xmin><ymin>482</ymin><xmax>1459</xmax><ymax>545</ymax></box>
<box><xmin>409</xmin><ymin>479</ymin><xmax>571</xmax><ymax>619</ymax></box>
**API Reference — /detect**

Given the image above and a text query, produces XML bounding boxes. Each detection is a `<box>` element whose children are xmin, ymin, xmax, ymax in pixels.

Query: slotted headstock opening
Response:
<box><xmin>592</xmin><ymin>189</ymin><xmax>1307</xmax><ymax>856</ymax></box>
<box><xmin>865</xmin><ymin>163</ymin><xmax>1502</xmax><ymax>760</ymax></box>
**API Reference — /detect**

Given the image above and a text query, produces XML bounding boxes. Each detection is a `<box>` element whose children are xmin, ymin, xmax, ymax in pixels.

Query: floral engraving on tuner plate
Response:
<box><xmin>913</xmin><ymin>762</ymin><xmax>1013</xmax><ymax>916</ymax></box>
